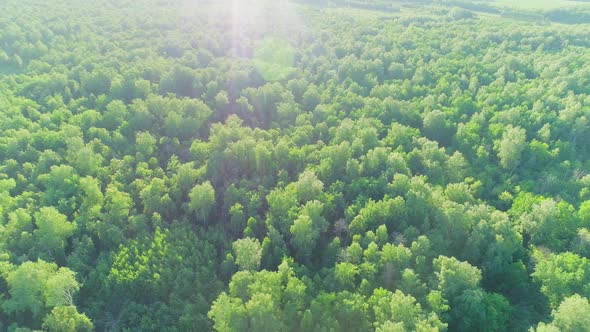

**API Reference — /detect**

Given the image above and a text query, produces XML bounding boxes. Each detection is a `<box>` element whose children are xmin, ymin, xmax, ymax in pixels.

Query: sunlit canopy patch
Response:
<box><xmin>253</xmin><ymin>38</ymin><xmax>295</xmax><ymax>81</ymax></box>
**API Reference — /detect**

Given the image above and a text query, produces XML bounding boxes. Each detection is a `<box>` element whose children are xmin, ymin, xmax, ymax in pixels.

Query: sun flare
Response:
<box><xmin>225</xmin><ymin>0</ymin><xmax>298</xmax><ymax>80</ymax></box>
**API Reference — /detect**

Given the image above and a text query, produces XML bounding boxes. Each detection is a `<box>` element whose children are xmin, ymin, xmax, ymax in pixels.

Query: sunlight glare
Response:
<box><xmin>228</xmin><ymin>0</ymin><xmax>297</xmax><ymax>81</ymax></box>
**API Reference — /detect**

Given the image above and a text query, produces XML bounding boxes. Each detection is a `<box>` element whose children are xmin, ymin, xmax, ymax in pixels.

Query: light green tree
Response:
<box><xmin>233</xmin><ymin>237</ymin><xmax>262</xmax><ymax>271</ymax></box>
<box><xmin>535</xmin><ymin>294</ymin><xmax>590</xmax><ymax>331</ymax></box>
<box><xmin>2</xmin><ymin>260</ymin><xmax>81</xmax><ymax>327</ymax></box>
<box><xmin>33</xmin><ymin>207</ymin><xmax>77</xmax><ymax>259</ymax></box>
<box><xmin>494</xmin><ymin>125</ymin><xmax>526</xmax><ymax>171</ymax></box>
<box><xmin>188</xmin><ymin>181</ymin><xmax>216</xmax><ymax>224</ymax></box>
<box><xmin>42</xmin><ymin>306</ymin><xmax>94</xmax><ymax>332</ymax></box>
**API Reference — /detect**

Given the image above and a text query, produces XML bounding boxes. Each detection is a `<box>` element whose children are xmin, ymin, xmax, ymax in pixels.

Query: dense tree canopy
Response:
<box><xmin>1</xmin><ymin>0</ymin><xmax>590</xmax><ymax>330</ymax></box>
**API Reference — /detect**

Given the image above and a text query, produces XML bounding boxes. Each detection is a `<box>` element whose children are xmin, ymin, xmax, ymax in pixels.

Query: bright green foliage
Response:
<box><xmin>520</xmin><ymin>199</ymin><xmax>579</xmax><ymax>251</ymax></box>
<box><xmin>369</xmin><ymin>288</ymin><xmax>446</xmax><ymax>331</ymax></box>
<box><xmin>253</xmin><ymin>38</ymin><xmax>295</xmax><ymax>82</ymax></box>
<box><xmin>0</xmin><ymin>209</ymin><xmax>34</xmax><ymax>259</ymax></box>
<box><xmin>135</xmin><ymin>131</ymin><xmax>157</xmax><ymax>158</ymax></box>
<box><xmin>188</xmin><ymin>181</ymin><xmax>216</xmax><ymax>224</ymax></box>
<box><xmin>42</xmin><ymin>306</ymin><xmax>94</xmax><ymax>332</ymax></box>
<box><xmin>2</xmin><ymin>260</ymin><xmax>81</xmax><ymax>329</ymax></box>
<box><xmin>301</xmin><ymin>291</ymin><xmax>370</xmax><ymax>332</ymax></box>
<box><xmin>350</xmin><ymin>196</ymin><xmax>407</xmax><ymax>235</ymax></box>
<box><xmin>39</xmin><ymin>165</ymin><xmax>80</xmax><ymax>215</ymax></box>
<box><xmin>290</xmin><ymin>214</ymin><xmax>319</xmax><ymax>263</ymax></box>
<box><xmin>290</xmin><ymin>200</ymin><xmax>328</xmax><ymax>263</ymax></box>
<box><xmin>95</xmin><ymin>184</ymin><xmax>132</xmax><ymax>248</ymax></box>
<box><xmin>295</xmin><ymin>170</ymin><xmax>324</xmax><ymax>203</ymax></box>
<box><xmin>535</xmin><ymin>295</ymin><xmax>590</xmax><ymax>331</ymax></box>
<box><xmin>104</xmin><ymin>226</ymin><xmax>222</xmax><ymax>330</ymax></box>
<box><xmin>233</xmin><ymin>237</ymin><xmax>262</xmax><ymax>271</ymax></box>
<box><xmin>532</xmin><ymin>251</ymin><xmax>590</xmax><ymax>307</ymax></box>
<box><xmin>335</xmin><ymin>262</ymin><xmax>360</xmax><ymax>290</ymax></box>
<box><xmin>433</xmin><ymin>256</ymin><xmax>482</xmax><ymax>302</ymax></box>
<box><xmin>139</xmin><ymin>177</ymin><xmax>174</xmax><ymax>219</ymax></box>
<box><xmin>494</xmin><ymin>125</ymin><xmax>527</xmax><ymax>170</ymax></box>
<box><xmin>209</xmin><ymin>260</ymin><xmax>307</xmax><ymax>332</ymax></box>
<box><xmin>266</xmin><ymin>186</ymin><xmax>299</xmax><ymax>234</ymax></box>
<box><xmin>33</xmin><ymin>207</ymin><xmax>76</xmax><ymax>260</ymax></box>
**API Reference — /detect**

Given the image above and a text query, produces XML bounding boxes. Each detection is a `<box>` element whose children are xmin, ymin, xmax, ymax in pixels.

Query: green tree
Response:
<box><xmin>289</xmin><ymin>200</ymin><xmax>328</xmax><ymax>264</ymax></box>
<box><xmin>295</xmin><ymin>170</ymin><xmax>324</xmax><ymax>203</ymax></box>
<box><xmin>188</xmin><ymin>181</ymin><xmax>216</xmax><ymax>224</ymax></box>
<box><xmin>106</xmin><ymin>226</ymin><xmax>222</xmax><ymax>330</ymax></box>
<box><xmin>535</xmin><ymin>294</ymin><xmax>590</xmax><ymax>332</ymax></box>
<box><xmin>233</xmin><ymin>237</ymin><xmax>262</xmax><ymax>271</ymax></box>
<box><xmin>532</xmin><ymin>251</ymin><xmax>590</xmax><ymax>308</ymax></box>
<box><xmin>290</xmin><ymin>214</ymin><xmax>319</xmax><ymax>263</ymax></box>
<box><xmin>452</xmin><ymin>289</ymin><xmax>511</xmax><ymax>332</ymax></box>
<box><xmin>423</xmin><ymin>110</ymin><xmax>454</xmax><ymax>146</ymax></box>
<box><xmin>301</xmin><ymin>291</ymin><xmax>370</xmax><ymax>332</ymax></box>
<box><xmin>209</xmin><ymin>260</ymin><xmax>306</xmax><ymax>332</ymax></box>
<box><xmin>135</xmin><ymin>131</ymin><xmax>157</xmax><ymax>158</ymax></box>
<box><xmin>520</xmin><ymin>199</ymin><xmax>579</xmax><ymax>251</ymax></box>
<box><xmin>33</xmin><ymin>207</ymin><xmax>76</xmax><ymax>261</ymax></box>
<box><xmin>302</xmin><ymin>85</ymin><xmax>321</xmax><ymax>111</ymax></box>
<box><xmin>494</xmin><ymin>125</ymin><xmax>527</xmax><ymax>171</ymax></box>
<box><xmin>139</xmin><ymin>178</ymin><xmax>174</xmax><ymax>219</ymax></box>
<box><xmin>42</xmin><ymin>306</ymin><xmax>94</xmax><ymax>332</ymax></box>
<box><xmin>2</xmin><ymin>260</ymin><xmax>81</xmax><ymax>328</ymax></box>
<box><xmin>433</xmin><ymin>256</ymin><xmax>481</xmax><ymax>302</ymax></box>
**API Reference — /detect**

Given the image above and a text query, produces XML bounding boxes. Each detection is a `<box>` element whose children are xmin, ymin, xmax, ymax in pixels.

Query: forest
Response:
<box><xmin>1</xmin><ymin>0</ymin><xmax>590</xmax><ymax>331</ymax></box>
